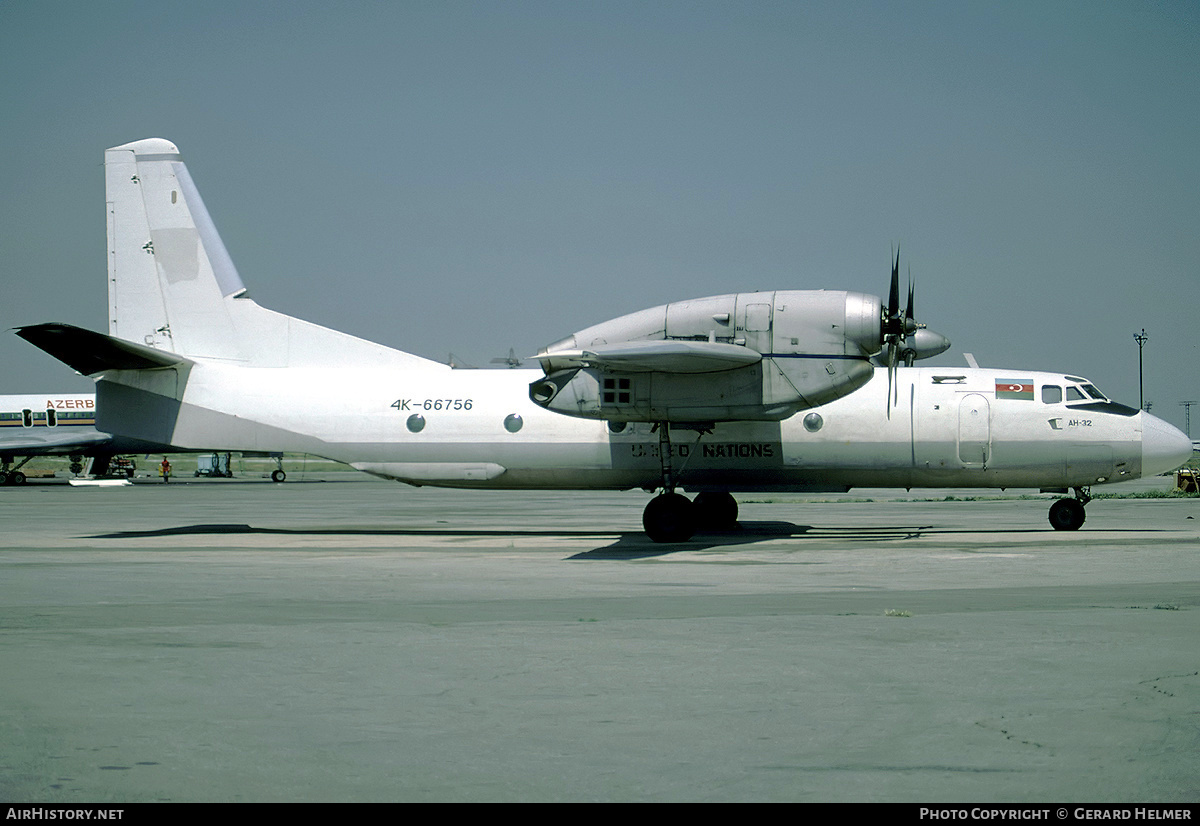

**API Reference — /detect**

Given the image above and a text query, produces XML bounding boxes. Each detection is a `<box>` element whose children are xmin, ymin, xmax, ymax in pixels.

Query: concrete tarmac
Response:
<box><xmin>1</xmin><ymin>473</ymin><xmax>1198</xmax><ymax>802</ymax></box>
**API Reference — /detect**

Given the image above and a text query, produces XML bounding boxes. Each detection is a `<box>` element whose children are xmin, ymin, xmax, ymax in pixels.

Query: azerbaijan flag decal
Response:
<box><xmin>996</xmin><ymin>379</ymin><xmax>1034</xmax><ymax>400</ymax></box>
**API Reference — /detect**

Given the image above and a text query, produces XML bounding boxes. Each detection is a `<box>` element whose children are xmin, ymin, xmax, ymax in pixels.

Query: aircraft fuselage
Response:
<box><xmin>96</xmin><ymin>364</ymin><xmax>1177</xmax><ymax>494</ymax></box>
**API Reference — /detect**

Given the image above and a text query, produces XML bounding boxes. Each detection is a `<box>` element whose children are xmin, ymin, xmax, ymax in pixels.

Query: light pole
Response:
<box><xmin>1182</xmin><ymin>401</ymin><xmax>1198</xmax><ymax>440</ymax></box>
<box><xmin>1134</xmin><ymin>328</ymin><xmax>1149</xmax><ymax>411</ymax></box>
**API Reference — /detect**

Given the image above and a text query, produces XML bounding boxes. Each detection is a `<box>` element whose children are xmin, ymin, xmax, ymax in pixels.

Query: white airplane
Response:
<box><xmin>0</xmin><ymin>392</ymin><xmax>177</xmax><ymax>483</ymax></box>
<box><xmin>16</xmin><ymin>138</ymin><xmax>1193</xmax><ymax>539</ymax></box>
<box><xmin>0</xmin><ymin>392</ymin><xmax>108</xmax><ymax>483</ymax></box>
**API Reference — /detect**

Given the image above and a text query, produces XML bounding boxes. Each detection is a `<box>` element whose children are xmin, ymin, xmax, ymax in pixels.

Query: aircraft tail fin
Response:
<box><xmin>105</xmin><ymin>139</ymin><xmax>246</xmax><ymax>358</ymax></box>
<box><xmin>104</xmin><ymin>139</ymin><xmax>441</xmax><ymax>370</ymax></box>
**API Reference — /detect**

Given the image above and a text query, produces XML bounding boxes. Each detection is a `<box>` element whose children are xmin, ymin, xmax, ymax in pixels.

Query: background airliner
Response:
<box><xmin>17</xmin><ymin>139</ymin><xmax>1193</xmax><ymax>539</ymax></box>
<box><xmin>0</xmin><ymin>392</ymin><xmax>128</xmax><ymax>483</ymax></box>
<box><xmin>0</xmin><ymin>391</ymin><xmax>292</xmax><ymax>486</ymax></box>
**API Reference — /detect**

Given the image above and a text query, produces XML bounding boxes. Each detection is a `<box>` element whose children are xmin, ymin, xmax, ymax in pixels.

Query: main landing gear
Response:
<box><xmin>1048</xmin><ymin>487</ymin><xmax>1091</xmax><ymax>531</ymax></box>
<box><xmin>0</xmin><ymin>455</ymin><xmax>30</xmax><ymax>485</ymax></box>
<box><xmin>643</xmin><ymin>490</ymin><xmax>740</xmax><ymax>543</ymax></box>
<box><xmin>640</xmin><ymin>421</ymin><xmax>739</xmax><ymax>543</ymax></box>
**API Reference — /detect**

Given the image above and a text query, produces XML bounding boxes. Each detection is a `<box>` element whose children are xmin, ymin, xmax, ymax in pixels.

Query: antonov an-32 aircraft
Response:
<box><xmin>17</xmin><ymin>139</ymin><xmax>1193</xmax><ymax>541</ymax></box>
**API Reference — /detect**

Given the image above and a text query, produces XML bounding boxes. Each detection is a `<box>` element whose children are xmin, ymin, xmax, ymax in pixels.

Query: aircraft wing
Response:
<box><xmin>0</xmin><ymin>430</ymin><xmax>112</xmax><ymax>454</ymax></box>
<box><xmin>542</xmin><ymin>340</ymin><xmax>762</xmax><ymax>373</ymax></box>
<box><xmin>16</xmin><ymin>323</ymin><xmax>192</xmax><ymax>375</ymax></box>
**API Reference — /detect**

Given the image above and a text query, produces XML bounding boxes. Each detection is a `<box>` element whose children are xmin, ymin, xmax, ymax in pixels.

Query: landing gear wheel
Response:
<box><xmin>1048</xmin><ymin>498</ymin><xmax>1086</xmax><ymax>531</ymax></box>
<box><xmin>693</xmin><ymin>491</ymin><xmax>738</xmax><ymax>530</ymax></box>
<box><xmin>643</xmin><ymin>492</ymin><xmax>697</xmax><ymax>543</ymax></box>
<box><xmin>271</xmin><ymin>469</ymin><xmax>286</xmax><ymax>483</ymax></box>
<box><xmin>10</xmin><ymin>471</ymin><xmax>26</xmax><ymax>485</ymax></box>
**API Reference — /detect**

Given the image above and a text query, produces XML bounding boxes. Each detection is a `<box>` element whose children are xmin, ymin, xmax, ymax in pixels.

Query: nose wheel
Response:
<box><xmin>1048</xmin><ymin>487</ymin><xmax>1090</xmax><ymax>531</ymax></box>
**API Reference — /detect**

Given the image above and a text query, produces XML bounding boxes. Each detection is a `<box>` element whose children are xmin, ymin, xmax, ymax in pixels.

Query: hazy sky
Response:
<box><xmin>2</xmin><ymin>1</ymin><xmax>1197</xmax><ymax>432</ymax></box>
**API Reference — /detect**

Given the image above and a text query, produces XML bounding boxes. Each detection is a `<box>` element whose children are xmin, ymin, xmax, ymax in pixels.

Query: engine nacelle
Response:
<box><xmin>530</xmin><ymin>290</ymin><xmax>882</xmax><ymax>423</ymax></box>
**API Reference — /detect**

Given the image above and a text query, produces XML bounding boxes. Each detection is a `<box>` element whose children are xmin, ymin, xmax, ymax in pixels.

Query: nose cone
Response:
<box><xmin>1141</xmin><ymin>413</ymin><xmax>1193</xmax><ymax>477</ymax></box>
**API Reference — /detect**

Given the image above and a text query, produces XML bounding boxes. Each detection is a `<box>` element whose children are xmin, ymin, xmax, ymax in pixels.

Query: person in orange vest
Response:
<box><xmin>159</xmin><ymin>457</ymin><xmax>172</xmax><ymax>483</ymax></box>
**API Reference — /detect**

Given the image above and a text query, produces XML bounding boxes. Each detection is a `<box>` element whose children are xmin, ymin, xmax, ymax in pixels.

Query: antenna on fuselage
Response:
<box><xmin>490</xmin><ymin>348</ymin><xmax>522</xmax><ymax>368</ymax></box>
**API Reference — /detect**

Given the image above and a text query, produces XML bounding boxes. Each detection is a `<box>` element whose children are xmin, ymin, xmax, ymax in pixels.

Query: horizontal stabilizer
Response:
<box><xmin>542</xmin><ymin>340</ymin><xmax>762</xmax><ymax>374</ymax></box>
<box><xmin>16</xmin><ymin>323</ymin><xmax>191</xmax><ymax>376</ymax></box>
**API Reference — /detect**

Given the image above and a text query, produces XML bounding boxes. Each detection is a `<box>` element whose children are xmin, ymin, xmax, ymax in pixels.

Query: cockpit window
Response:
<box><xmin>1042</xmin><ymin>385</ymin><xmax>1062</xmax><ymax>404</ymax></box>
<box><xmin>1081</xmin><ymin>384</ymin><xmax>1106</xmax><ymax>401</ymax></box>
<box><xmin>1066</xmin><ymin>386</ymin><xmax>1086</xmax><ymax>401</ymax></box>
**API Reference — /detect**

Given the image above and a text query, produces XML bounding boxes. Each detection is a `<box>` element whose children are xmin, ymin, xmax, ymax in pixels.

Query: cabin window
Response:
<box><xmin>406</xmin><ymin>414</ymin><xmax>426</xmax><ymax>433</ymax></box>
<box><xmin>504</xmin><ymin>414</ymin><xmax>523</xmax><ymax>433</ymax></box>
<box><xmin>1042</xmin><ymin>386</ymin><xmax>1062</xmax><ymax>404</ymax></box>
<box><xmin>1066</xmin><ymin>386</ymin><xmax>1086</xmax><ymax>401</ymax></box>
<box><xmin>602</xmin><ymin>377</ymin><xmax>632</xmax><ymax>406</ymax></box>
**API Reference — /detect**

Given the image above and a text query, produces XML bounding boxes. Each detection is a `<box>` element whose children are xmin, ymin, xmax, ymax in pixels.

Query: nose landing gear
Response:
<box><xmin>1048</xmin><ymin>487</ymin><xmax>1091</xmax><ymax>531</ymax></box>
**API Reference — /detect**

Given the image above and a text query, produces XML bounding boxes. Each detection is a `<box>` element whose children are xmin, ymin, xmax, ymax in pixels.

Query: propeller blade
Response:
<box><xmin>885</xmin><ymin>341</ymin><xmax>898</xmax><ymax>418</ymax></box>
<box><xmin>905</xmin><ymin>268</ymin><xmax>914</xmax><ymax>331</ymax></box>
<box><xmin>883</xmin><ymin>247</ymin><xmax>901</xmax><ymax>419</ymax></box>
<box><xmin>888</xmin><ymin>246</ymin><xmax>900</xmax><ymax>325</ymax></box>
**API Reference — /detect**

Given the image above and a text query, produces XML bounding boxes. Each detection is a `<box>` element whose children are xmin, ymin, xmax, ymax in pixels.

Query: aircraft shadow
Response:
<box><xmin>89</xmin><ymin>523</ymin><xmax>617</xmax><ymax>540</ymax></box>
<box><xmin>87</xmin><ymin>520</ymin><xmax>935</xmax><ymax>559</ymax></box>
<box><xmin>570</xmin><ymin>518</ymin><xmax>1177</xmax><ymax>558</ymax></box>
<box><xmin>572</xmin><ymin>521</ymin><xmax>937</xmax><ymax>559</ymax></box>
<box><xmin>86</xmin><ymin>520</ymin><xmax>1170</xmax><ymax>560</ymax></box>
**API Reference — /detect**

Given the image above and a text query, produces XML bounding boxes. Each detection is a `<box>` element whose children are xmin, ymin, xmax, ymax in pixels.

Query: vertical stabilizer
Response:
<box><xmin>106</xmin><ymin>139</ymin><xmax>246</xmax><ymax>359</ymax></box>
